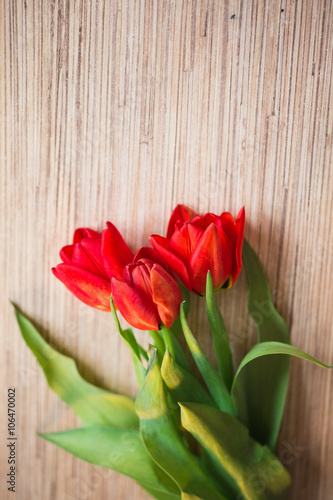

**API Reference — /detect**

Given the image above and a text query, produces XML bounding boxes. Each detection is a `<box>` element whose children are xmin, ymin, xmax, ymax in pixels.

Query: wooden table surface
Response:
<box><xmin>1</xmin><ymin>1</ymin><xmax>332</xmax><ymax>499</ymax></box>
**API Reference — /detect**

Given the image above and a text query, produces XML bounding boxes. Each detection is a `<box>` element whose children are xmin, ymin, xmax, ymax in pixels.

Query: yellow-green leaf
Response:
<box><xmin>232</xmin><ymin>341</ymin><xmax>332</xmax><ymax>390</ymax></box>
<box><xmin>232</xmin><ymin>240</ymin><xmax>290</xmax><ymax>449</ymax></box>
<box><xmin>206</xmin><ymin>272</ymin><xmax>233</xmax><ymax>390</ymax></box>
<box><xmin>136</xmin><ymin>348</ymin><xmax>228</xmax><ymax>500</ymax></box>
<box><xmin>182</xmin><ymin>494</ymin><xmax>204</xmax><ymax>500</ymax></box>
<box><xmin>161</xmin><ymin>349</ymin><xmax>216</xmax><ymax>408</ymax></box>
<box><xmin>111</xmin><ymin>296</ymin><xmax>146</xmax><ymax>387</ymax></box>
<box><xmin>14</xmin><ymin>305</ymin><xmax>138</xmax><ymax>429</ymax></box>
<box><xmin>180</xmin><ymin>303</ymin><xmax>235</xmax><ymax>415</ymax></box>
<box><xmin>41</xmin><ymin>426</ymin><xmax>180</xmax><ymax>499</ymax></box>
<box><xmin>180</xmin><ymin>403</ymin><xmax>291</xmax><ymax>500</ymax></box>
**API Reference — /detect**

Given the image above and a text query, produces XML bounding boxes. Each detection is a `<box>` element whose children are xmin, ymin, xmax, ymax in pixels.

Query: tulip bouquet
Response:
<box><xmin>15</xmin><ymin>205</ymin><xmax>332</xmax><ymax>500</ymax></box>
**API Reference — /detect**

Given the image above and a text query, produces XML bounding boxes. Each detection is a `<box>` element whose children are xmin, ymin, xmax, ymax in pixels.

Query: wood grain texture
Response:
<box><xmin>1</xmin><ymin>0</ymin><xmax>332</xmax><ymax>498</ymax></box>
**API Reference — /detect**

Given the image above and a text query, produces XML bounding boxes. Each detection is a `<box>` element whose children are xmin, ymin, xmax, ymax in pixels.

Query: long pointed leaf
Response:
<box><xmin>233</xmin><ymin>240</ymin><xmax>290</xmax><ymax>449</ymax></box>
<box><xmin>143</xmin><ymin>487</ymin><xmax>182</xmax><ymax>500</ymax></box>
<box><xmin>170</xmin><ymin>329</ymin><xmax>192</xmax><ymax>373</ymax></box>
<box><xmin>171</xmin><ymin>284</ymin><xmax>191</xmax><ymax>337</ymax></box>
<box><xmin>14</xmin><ymin>306</ymin><xmax>138</xmax><ymax>429</ymax></box>
<box><xmin>180</xmin><ymin>303</ymin><xmax>235</xmax><ymax>415</ymax></box>
<box><xmin>161</xmin><ymin>325</ymin><xmax>175</xmax><ymax>359</ymax></box>
<box><xmin>161</xmin><ymin>328</ymin><xmax>192</xmax><ymax>373</ymax></box>
<box><xmin>232</xmin><ymin>341</ymin><xmax>332</xmax><ymax>390</ymax></box>
<box><xmin>135</xmin><ymin>348</ymin><xmax>228</xmax><ymax>500</ymax></box>
<box><xmin>180</xmin><ymin>403</ymin><xmax>291</xmax><ymax>500</ymax></box>
<box><xmin>182</xmin><ymin>494</ymin><xmax>204</xmax><ymax>500</ymax></box>
<box><xmin>206</xmin><ymin>272</ymin><xmax>233</xmax><ymax>390</ymax></box>
<box><xmin>41</xmin><ymin>427</ymin><xmax>180</xmax><ymax>498</ymax></box>
<box><xmin>111</xmin><ymin>296</ymin><xmax>146</xmax><ymax>387</ymax></box>
<box><xmin>161</xmin><ymin>349</ymin><xmax>216</xmax><ymax>408</ymax></box>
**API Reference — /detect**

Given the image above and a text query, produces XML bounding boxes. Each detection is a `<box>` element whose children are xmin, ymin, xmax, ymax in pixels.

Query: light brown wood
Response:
<box><xmin>1</xmin><ymin>0</ymin><xmax>332</xmax><ymax>498</ymax></box>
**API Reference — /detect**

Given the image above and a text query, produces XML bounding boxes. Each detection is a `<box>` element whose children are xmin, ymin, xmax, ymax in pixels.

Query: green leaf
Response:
<box><xmin>242</xmin><ymin>240</ymin><xmax>290</xmax><ymax>344</ymax></box>
<box><xmin>180</xmin><ymin>303</ymin><xmax>235</xmax><ymax>415</ymax></box>
<box><xmin>41</xmin><ymin>427</ymin><xmax>180</xmax><ymax>498</ymax></box>
<box><xmin>161</xmin><ymin>349</ymin><xmax>216</xmax><ymax>408</ymax></box>
<box><xmin>164</xmin><ymin>328</ymin><xmax>192</xmax><ymax>373</ymax></box>
<box><xmin>14</xmin><ymin>306</ymin><xmax>139</xmax><ymax>429</ymax></box>
<box><xmin>161</xmin><ymin>325</ymin><xmax>175</xmax><ymax>359</ymax></box>
<box><xmin>149</xmin><ymin>330</ymin><xmax>166</xmax><ymax>364</ymax></box>
<box><xmin>170</xmin><ymin>317</ymin><xmax>183</xmax><ymax>338</ymax></box>
<box><xmin>206</xmin><ymin>272</ymin><xmax>233</xmax><ymax>390</ymax></box>
<box><xmin>143</xmin><ymin>487</ymin><xmax>182</xmax><ymax>500</ymax></box>
<box><xmin>181</xmin><ymin>494</ymin><xmax>204</xmax><ymax>500</ymax></box>
<box><xmin>232</xmin><ymin>240</ymin><xmax>291</xmax><ymax>449</ymax></box>
<box><xmin>180</xmin><ymin>403</ymin><xmax>291</xmax><ymax>500</ymax></box>
<box><xmin>233</xmin><ymin>341</ymin><xmax>332</xmax><ymax>388</ymax></box>
<box><xmin>135</xmin><ymin>348</ymin><xmax>228</xmax><ymax>500</ymax></box>
<box><xmin>139</xmin><ymin>345</ymin><xmax>149</xmax><ymax>361</ymax></box>
<box><xmin>110</xmin><ymin>296</ymin><xmax>146</xmax><ymax>387</ymax></box>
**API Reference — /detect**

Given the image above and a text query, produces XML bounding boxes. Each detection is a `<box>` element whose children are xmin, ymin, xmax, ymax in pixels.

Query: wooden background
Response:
<box><xmin>1</xmin><ymin>0</ymin><xmax>332</xmax><ymax>498</ymax></box>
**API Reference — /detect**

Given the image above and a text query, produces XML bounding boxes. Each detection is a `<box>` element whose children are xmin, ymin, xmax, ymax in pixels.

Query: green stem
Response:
<box><xmin>148</xmin><ymin>330</ymin><xmax>165</xmax><ymax>362</ymax></box>
<box><xmin>169</xmin><ymin>328</ymin><xmax>192</xmax><ymax>373</ymax></box>
<box><xmin>138</xmin><ymin>345</ymin><xmax>148</xmax><ymax>361</ymax></box>
<box><xmin>160</xmin><ymin>325</ymin><xmax>175</xmax><ymax>359</ymax></box>
<box><xmin>206</xmin><ymin>272</ymin><xmax>234</xmax><ymax>390</ymax></box>
<box><xmin>110</xmin><ymin>296</ymin><xmax>146</xmax><ymax>387</ymax></box>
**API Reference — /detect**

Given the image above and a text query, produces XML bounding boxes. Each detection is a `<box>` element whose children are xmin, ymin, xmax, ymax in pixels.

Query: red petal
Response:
<box><xmin>70</xmin><ymin>243</ymin><xmax>102</xmax><ymax>275</ymax></box>
<box><xmin>149</xmin><ymin>235</ymin><xmax>191</xmax><ymax>290</ymax></box>
<box><xmin>151</xmin><ymin>264</ymin><xmax>183</xmax><ymax>328</ymax></box>
<box><xmin>66</xmin><ymin>240</ymin><xmax>108</xmax><ymax>278</ymax></box>
<box><xmin>189</xmin><ymin>224</ymin><xmax>232</xmax><ymax>294</ymax></box>
<box><xmin>167</xmin><ymin>204</ymin><xmax>191</xmax><ymax>239</ymax></box>
<box><xmin>60</xmin><ymin>244</ymin><xmax>74</xmax><ymax>264</ymax></box>
<box><xmin>111</xmin><ymin>278</ymin><xmax>160</xmax><ymax>330</ymax></box>
<box><xmin>81</xmin><ymin>237</ymin><xmax>109</xmax><ymax>278</ymax></box>
<box><xmin>101</xmin><ymin>222</ymin><xmax>134</xmax><ymax>280</ymax></box>
<box><xmin>130</xmin><ymin>263</ymin><xmax>153</xmax><ymax>299</ymax></box>
<box><xmin>169</xmin><ymin>223</ymin><xmax>204</xmax><ymax>263</ymax></box>
<box><xmin>52</xmin><ymin>264</ymin><xmax>111</xmax><ymax>311</ymax></box>
<box><xmin>220</xmin><ymin>212</ymin><xmax>238</xmax><ymax>248</ymax></box>
<box><xmin>73</xmin><ymin>228</ymin><xmax>101</xmax><ymax>244</ymax></box>
<box><xmin>192</xmin><ymin>213</ymin><xmax>222</xmax><ymax>231</ymax></box>
<box><xmin>231</xmin><ymin>207</ymin><xmax>245</xmax><ymax>284</ymax></box>
<box><xmin>133</xmin><ymin>246</ymin><xmax>168</xmax><ymax>268</ymax></box>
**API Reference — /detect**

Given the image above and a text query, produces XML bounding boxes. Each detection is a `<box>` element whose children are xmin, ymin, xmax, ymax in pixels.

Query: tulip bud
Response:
<box><xmin>111</xmin><ymin>259</ymin><xmax>183</xmax><ymax>331</ymax></box>
<box><xmin>150</xmin><ymin>205</ymin><xmax>245</xmax><ymax>295</ymax></box>
<box><xmin>52</xmin><ymin>223</ymin><xmax>134</xmax><ymax>311</ymax></box>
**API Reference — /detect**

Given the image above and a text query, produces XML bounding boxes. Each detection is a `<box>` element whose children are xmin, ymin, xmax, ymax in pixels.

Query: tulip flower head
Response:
<box><xmin>150</xmin><ymin>205</ymin><xmax>245</xmax><ymax>295</ymax></box>
<box><xmin>111</xmin><ymin>258</ymin><xmax>183</xmax><ymax>331</ymax></box>
<box><xmin>52</xmin><ymin>223</ymin><xmax>134</xmax><ymax>311</ymax></box>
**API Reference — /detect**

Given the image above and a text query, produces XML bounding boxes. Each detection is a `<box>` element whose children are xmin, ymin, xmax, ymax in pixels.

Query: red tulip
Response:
<box><xmin>101</xmin><ymin>222</ymin><xmax>134</xmax><ymax>280</ymax></box>
<box><xmin>166</xmin><ymin>204</ymin><xmax>192</xmax><ymax>239</ymax></box>
<box><xmin>52</xmin><ymin>223</ymin><xmax>134</xmax><ymax>311</ymax></box>
<box><xmin>111</xmin><ymin>259</ymin><xmax>183</xmax><ymax>331</ymax></box>
<box><xmin>132</xmin><ymin>246</ymin><xmax>168</xmax><ymax>268</ymax></box>
<box><xmin>150</xmin><ymin>205</ymin><xmax>245</xmax><ymax>295</ymax></box>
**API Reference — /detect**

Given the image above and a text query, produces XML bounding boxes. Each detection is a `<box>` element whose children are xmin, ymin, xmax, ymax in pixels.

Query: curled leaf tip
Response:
<box><xmin>147</xmin><ymin>345</ymin><xmax>158</xmax><ymax>371</ymax></box>
<box><xmin>9</xmin><ymin>299</ymin><xmax>18</xmax><ymax>310</ymax></box>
